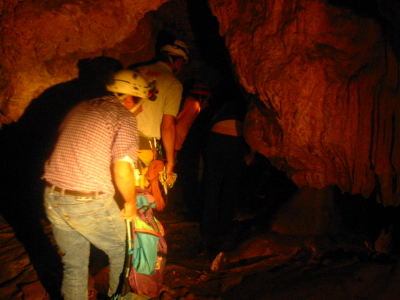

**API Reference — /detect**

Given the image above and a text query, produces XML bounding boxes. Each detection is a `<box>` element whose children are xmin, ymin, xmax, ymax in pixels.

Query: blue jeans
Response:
<box><xmin>44</xmin><ymin>186</ymin><xmax>126</xmax><ymax>300</ymax></box>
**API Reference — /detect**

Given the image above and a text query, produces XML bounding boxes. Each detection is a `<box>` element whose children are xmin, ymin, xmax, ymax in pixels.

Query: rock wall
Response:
<box><xmin>0</xmin><ymin>0</ymin><xmax>168</xmax><ymax>123</ymax></box>
<box><xmin>209</xmin><ymin>0</ymin><xmax>400</xmax><ymax>206</ymax></box>
<box><xmin>1</xmin><ymin>0</ymin><xmax>400</xmax><ymax>206</ymax></box>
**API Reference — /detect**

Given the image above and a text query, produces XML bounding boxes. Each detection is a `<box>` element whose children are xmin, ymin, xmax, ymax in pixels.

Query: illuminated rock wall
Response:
<box><xmin>210</xmin><ymin>0</ymin><xmax>400</xmax><ymax>206</ymax></box>
<box><xmin>0</xmin><ymin>0</ymin><xmax>167</xmax><ymax>122</ymax></box>
<box><xmin>1</xmin><ymin>0</ymin><xmax>400</xmax><ymax>206</ymax></box>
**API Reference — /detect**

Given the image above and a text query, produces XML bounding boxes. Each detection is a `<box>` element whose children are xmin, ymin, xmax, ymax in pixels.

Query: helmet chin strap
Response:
<box><xmin>129</xmin><ymin>98</ymin><xmax>146</xmax><ymax>114</ymax></box>
<box><xmin>113</xmin><ymin>93</ymin><xmax>145</xmax><ymax>114</ymax></box>
<box><xmin>114</xmin><ymin>92</ymin><xmax>127</xmax><ymax>102</ymax></box>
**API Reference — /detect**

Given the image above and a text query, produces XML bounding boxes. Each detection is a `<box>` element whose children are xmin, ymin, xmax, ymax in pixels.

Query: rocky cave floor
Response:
<box><xmin>2</xmin><ymin>195</ymin><xmax>400</xmax><ymax>300</ymax></box>
<box><xmin>91</xmin><ymin>204</ymin><xmax>400</xmax><ymax>300</ymax></box>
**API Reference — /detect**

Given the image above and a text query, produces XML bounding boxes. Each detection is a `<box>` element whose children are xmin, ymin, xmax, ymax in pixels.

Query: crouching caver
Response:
<box><xmin>42</xmin><ymin>69</ymin><xmax>150</xmax><ymax>300</ymax></box>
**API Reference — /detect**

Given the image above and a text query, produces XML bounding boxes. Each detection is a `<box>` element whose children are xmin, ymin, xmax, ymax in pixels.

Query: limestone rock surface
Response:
<box><xmin>210</xmin><ymin>0</ymin><xmax>400</xmax><ymax>205</ymax></box>
<box><xmin>0</xmin><ymin>0</ymin><xmax>168</xmax><ymax>122</ymax></box>
<box><xmin>0</xmin><ymin>216</ymin><xmax>48</xmax><ymax>299</ymax></box>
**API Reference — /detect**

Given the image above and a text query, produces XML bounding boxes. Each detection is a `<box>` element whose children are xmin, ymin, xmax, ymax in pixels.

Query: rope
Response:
<box><xmin>145</xmin><ymin>158</ymin><xmax>165</xmax><ymax>211</ymax></box>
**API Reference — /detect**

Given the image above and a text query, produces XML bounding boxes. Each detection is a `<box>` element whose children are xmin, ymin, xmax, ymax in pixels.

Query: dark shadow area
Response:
<box><xmin>326</xmin><ymin>0</ymin><xmax>381</xmax><ymax>18</ymax></box>
<box><xmin>328</xmin><ymin>0</ymin><xmax>400</xmax><ymax>67</ymax></box>
<box><xmin>186</xmin><ymin>0</ymin><xmax>232</xmax><ymax>71</ymax></box>
<box><xmin>335</xmin><ymin>187</ymin><xmax>400</xmax><ymax>256</ymax></box>
<box><xmin>238</xmin><ymin>153</ymin><xmax>299</xmax><ymax>231</ymax></box>
<box><xmin>0</xmin><ymin>56</ymin><xmax>123</xmax><ymax>298</ymax></box>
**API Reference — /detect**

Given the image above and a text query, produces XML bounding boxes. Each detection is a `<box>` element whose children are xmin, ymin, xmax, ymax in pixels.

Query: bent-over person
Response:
<box><xmin>42</xmin><ymin>69</ymin><xmax>149</xmax><ymax>300</ymax></box>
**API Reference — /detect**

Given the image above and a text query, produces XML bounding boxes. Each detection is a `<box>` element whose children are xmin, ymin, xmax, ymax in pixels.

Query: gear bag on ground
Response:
<box><xmin>129</xmin><ymin>191</ymin><xmax>167</xmax><ymax>298</ymax></box>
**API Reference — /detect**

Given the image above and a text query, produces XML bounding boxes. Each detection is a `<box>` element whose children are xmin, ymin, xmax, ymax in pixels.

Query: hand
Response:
<box><xmin>166</xmin><ymin>174</ymin><xmax>175</xmax><ymax>187</ymax></box>
<box><xmin>121</xmin><ymin>201</ymin><xmax>136</xmax><ymax>221</ymax></box>
<box><xmin>164</xmin><ymin>161</ymin><xmax>177</xmax><ymax>187</ymax></box>
<box><xmin>165</xmin><ymin>161</ymin><xmax>175</xmax><ymax>177</ymax></box>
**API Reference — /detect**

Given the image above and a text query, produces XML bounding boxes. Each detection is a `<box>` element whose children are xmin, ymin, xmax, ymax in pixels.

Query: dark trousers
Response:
<box><xmin>201</xmin><ymin>131</ymin><xmax>247</xmax><ymax>250</ymax></box>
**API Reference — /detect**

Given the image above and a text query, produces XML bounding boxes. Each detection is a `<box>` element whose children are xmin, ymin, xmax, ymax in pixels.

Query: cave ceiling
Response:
<box><xmin>1</xmin><ymin>0</ymin><xmax>400</xmax><ymax>206</ymax></box>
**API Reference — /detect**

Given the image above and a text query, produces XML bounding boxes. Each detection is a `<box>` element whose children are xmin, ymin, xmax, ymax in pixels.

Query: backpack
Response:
<box><xmin>128</xmin><ymin>191</ymin><xmax>167</xmax><ymax>298</ymax></box>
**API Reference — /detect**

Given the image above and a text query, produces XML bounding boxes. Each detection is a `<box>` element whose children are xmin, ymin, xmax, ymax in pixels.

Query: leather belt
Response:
<box><xmin>46</xmin><ymin>182</ymin><xmax>104</xmax><ymax>197</ymax></box>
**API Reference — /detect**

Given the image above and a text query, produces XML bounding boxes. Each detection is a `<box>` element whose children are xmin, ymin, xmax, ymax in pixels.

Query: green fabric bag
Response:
<box><xmin>133</xmin><ymin>195</ymin><xmax>165</xmax><ymax>275</ymax></box>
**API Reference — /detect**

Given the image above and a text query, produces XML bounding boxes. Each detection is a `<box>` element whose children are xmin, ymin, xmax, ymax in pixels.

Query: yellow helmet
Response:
<box><xmin>106</xmin><ymin>70</ymin><xmax>150</xmax><ymax>99</ymax></box>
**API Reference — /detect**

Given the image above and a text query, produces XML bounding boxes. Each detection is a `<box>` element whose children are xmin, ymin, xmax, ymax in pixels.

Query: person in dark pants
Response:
<box><xmin>200</xmin><ymin>91</ymin><xmax>248</xmax><ymax>256</ymax></box>
<box><xmin>171</xmin><ymin>81</ymin><xmax>212</xmax><ymax>221</ymax></box>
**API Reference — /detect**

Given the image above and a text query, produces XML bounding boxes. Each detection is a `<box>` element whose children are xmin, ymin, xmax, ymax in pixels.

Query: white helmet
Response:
<box><xmin>160</xmin><ymin>39</ymin><xmax>189</xmax><ymax>62</ymax></box>
<box><xmin>106</xmin><ymin>69</ymin><xmax>149</xmax><ymax>99</ymax></box>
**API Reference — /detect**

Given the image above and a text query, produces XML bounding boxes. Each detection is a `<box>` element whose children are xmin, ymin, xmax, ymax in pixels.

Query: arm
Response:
<box><xmin>162</xmin><ymin>78</ymin><xmax>183</xmax><ymax>178</ymax></box>
<box><xmin>113</xmin><ymin>160</ymin><xmax>136</xmax><ymax>220</ymax></box>
<box><xmin>161</xmin><ymin>113</ymin><xmax>176</xmax><ymax>181</ymax></box>
<box><xmin>175</xmin><ymin>98</ymin><xmax>201</xmax><ymax>150</ymax></box>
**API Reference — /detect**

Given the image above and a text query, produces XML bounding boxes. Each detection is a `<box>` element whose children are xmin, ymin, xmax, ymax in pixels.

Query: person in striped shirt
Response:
<box><xmin>43</xmin><ymin>69</ymin><xmax>149</xmax><ymax>300</ymax></box>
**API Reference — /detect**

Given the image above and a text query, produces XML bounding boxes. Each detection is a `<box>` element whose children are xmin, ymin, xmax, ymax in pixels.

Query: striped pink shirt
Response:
<box><xmin>43</xmin><ymin>95</ymin><xmax>138</xmax><ymax>195</ymax></box>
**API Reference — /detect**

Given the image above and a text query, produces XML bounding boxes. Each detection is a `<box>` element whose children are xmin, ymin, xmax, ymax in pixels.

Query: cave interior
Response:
<box><xmin>1</xmin><ymin>0</ymin><xmax>400</xmax><ymax>299</ymax></box>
